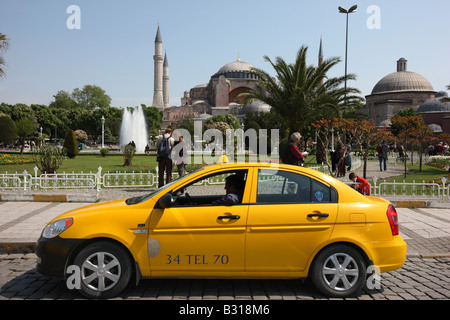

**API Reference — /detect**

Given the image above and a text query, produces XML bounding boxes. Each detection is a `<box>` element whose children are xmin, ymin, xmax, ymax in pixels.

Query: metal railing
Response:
<box><xmin>0</xmin><ymin>162</ymin><xmax>448</xmax><ymax>201</ymax></box>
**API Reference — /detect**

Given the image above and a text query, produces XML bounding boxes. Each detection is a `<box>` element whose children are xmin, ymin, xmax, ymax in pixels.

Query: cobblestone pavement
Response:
<box><xmin>0</xmin><ymin>254</ymin><xmax>449</xmax><ymax>300</ymax></box>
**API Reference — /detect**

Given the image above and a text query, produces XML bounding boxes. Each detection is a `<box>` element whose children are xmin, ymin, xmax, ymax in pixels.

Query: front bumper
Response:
<box><xmin>35</xmin><ymin>236</ymin><xmax>85</xmax><ymax>279</ymax></box>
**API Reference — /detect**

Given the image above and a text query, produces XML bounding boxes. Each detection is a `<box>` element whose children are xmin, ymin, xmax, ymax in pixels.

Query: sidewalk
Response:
<box><xmin>335</xmin><ymin>158</ymin><xmax>406</xmax><ymax>182</ymax></box>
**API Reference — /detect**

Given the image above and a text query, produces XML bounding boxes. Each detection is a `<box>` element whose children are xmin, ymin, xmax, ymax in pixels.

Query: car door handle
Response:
<box><xmin>218</xmin><ymin>215</ymin><xmax>240</xmax><ymax>220</ymax></box>
<box><xmin>307</xmin><ymin>213</ymin><xmax>329</xmax><ymax>218</ymax></box>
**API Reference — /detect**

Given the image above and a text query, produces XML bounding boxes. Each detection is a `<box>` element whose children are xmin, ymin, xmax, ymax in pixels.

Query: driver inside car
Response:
<box><xmin>212</xmin><ymin>174</ymin><xmax>245</xmax><ymax>206</ymax></box>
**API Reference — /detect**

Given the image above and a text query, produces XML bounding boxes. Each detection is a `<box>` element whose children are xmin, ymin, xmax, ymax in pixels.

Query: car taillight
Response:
<box><xmin>386</xmin><ymin>204</ymin><xmax>399</xmax><ymax>236</ymax></box>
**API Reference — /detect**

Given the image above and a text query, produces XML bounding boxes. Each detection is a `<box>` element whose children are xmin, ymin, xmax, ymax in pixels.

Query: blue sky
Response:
<box><xmin>1</xmin><ymin>0</ymin><xmax>449</xmax><ymax>108</ymax></box>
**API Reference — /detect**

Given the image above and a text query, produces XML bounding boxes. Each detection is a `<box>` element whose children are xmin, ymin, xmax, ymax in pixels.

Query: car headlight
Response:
<box><xmin>42</xmin><ymin>218</ymin><xmax>73</xmax><ymax>239</ymax></box>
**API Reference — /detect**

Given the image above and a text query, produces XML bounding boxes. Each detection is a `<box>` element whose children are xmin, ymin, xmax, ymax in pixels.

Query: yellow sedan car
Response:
<box><xmin>36</xmin><ymin>162</ymin><xmax>406</xmax><ymax>299</ymax></box>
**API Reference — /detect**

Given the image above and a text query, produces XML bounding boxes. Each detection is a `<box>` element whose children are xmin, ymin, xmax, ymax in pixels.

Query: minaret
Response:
<box><xmin>163</xmin><ymin>51</ymin><xmax>170</xmax><ymax>109</ymax></box>
<box><xmin>318</xmin><ymin>35</ymin><xmax>324</xmax><ymax>86</ymax></box>
<box><xmin>152</xmin><ymin>25</ymin><xmax>164</xmax><ymax>110</ymax></box>
<box><xmin>318</xmin><ymin>35</ymin><xmax>323</xmax><ymax>67</ymax></box>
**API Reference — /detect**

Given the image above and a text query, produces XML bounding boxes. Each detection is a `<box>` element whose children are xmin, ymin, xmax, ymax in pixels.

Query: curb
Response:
<box><xmin>0</xmin><ymin>192</ymin><xmax>98</xmax><ymax>203</ymax></box>
<box><xmin>389</xmin><ymin>200</ymin><xmax>449</xmax><ymax>209</ymax></box>
<box><xmin>0</xmin><ymin>242</ymin><xmax>36</xmax><ymax>254</ymax></box>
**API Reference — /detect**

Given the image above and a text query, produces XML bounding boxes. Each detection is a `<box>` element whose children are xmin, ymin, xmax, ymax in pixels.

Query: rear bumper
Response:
<box><xmin>35</xmin><ymin>236</ymin><xmax>85</xmax><ymax>279</ymax></box>
<box><xmin>364</xmin><ymin>236</ymin><xmax>407</xmax><ymax>273</ymax></box>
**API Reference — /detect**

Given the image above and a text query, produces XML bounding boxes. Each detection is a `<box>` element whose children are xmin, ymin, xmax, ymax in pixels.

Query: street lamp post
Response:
<box><xmin>338</xmin><ymin>5</ymin><xmax>357</xmax><ymax>111</ymax></box>
<box><xmin>101</xmin><ymin>116</ymin><xmax>105</xmax><ymax>149</ymax></box>
<box><xmin>52</xmin><ymin>95</ymin><xmax>57</xmax><ymax>145</ymax></box>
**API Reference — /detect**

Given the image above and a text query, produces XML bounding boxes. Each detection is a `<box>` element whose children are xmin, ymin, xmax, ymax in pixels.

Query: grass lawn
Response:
<box><xmin>385</xmin><ymin>162</ymin><xmax>449</xmax><ymax>183</ymax></box>
<box><xmin>0</xmin><ymin>153</ymin><xmax>161</xmax><ymax>175</ymax></box>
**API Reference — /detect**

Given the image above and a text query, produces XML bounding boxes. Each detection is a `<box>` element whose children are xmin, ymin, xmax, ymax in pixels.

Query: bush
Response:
<box><xmin>100</xmin><ymin>148</ymin><xmax>109</xmax><ymax>157</ymax></box>
<box><xmin>0</xmin><ymin>115</ymin><xmax>16</xmax><ymax>145</ymax></box>
<box><xmin>36</xmin><ymin>145</ymin><xmax>66</xmax><ymax>174</ymax></box>
<box><xmin>74</xmin><ymin>129</ymin><xmax>88</xmax><ymax>143</ymax></box>
<box><xmin>123</xmin><ymin>143</ymin><xmax>136</xmax><ymax>166</ymax></box>
<box><xmin>63</xmin><ymin>129</ymin><xmax>78</xmax><ymax>158</ymax></box>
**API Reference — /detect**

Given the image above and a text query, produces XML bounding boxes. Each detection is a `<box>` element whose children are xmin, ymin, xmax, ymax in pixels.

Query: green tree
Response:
<box><xmin>63</xmin><ymin>129</ymin><xmax>78</xmax><ymax>158</ymax></box>
<box><xmin>50</xmin><ymin>90</ymin><xmax>77</xmax><ymax>110</ymax></box>
<box><xmin>31</xmin><ymin>104</ymin><xmax>56</xmax><ymax>137</ymax></box>
<box><xmin>72</xmin><ymin>84</ymin><xmax>112</xmax><ymax>110</ymax></box>
<box><xmin>15</xmin><ymin>118</ymin><xmax>36</xmax><ymax>155</ymax></box>
<box><xmin>142</xmin><ymin>105</ymin><xmax>163</xmax><ymax>133</ymax></box>
<box><xmin>0</xmin><ymin>115</ymin><xmax>16</xmax><ymax>145</ymax></box>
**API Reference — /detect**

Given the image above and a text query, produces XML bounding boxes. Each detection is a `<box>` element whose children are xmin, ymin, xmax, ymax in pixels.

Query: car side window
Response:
<box><xmin>256</xmin><ymin>169</ymin><xmax>310</xmax><ymax>204</ymax></box>
<box><xmin>173</xmin><ymin>169</ymin><xmax>248</xmax><ymax>206</ymax></box>
<box><xmin>256</xmin><ymin>169</ymin><xmax>334</xmax><ymax>204</ymax></box>
<box><xmin>311</xmin><ymin>179</ymin><xmax>331</xmax><ymax>203</ymax></box>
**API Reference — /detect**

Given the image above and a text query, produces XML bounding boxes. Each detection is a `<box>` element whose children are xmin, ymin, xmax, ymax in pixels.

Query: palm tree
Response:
<box><xmin>441</xmin><ymin>85</ymin><xmax>450</xmax><ymax>102</ymax></box>
<box><xmin>238</xmin><ymin>45</ymin><xmax>362</xmax><ymax>137</ymax></box>
<box><xmin>0</xmin><ymin>33</ymin><xmax>9</xmax><ymax>78</ymax></box>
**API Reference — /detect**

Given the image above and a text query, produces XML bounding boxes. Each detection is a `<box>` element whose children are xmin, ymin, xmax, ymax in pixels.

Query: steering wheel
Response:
<box><xmin>185</xmin><ymin>192</ymin><xmax>193</xmax><ymax>205</ymax></box>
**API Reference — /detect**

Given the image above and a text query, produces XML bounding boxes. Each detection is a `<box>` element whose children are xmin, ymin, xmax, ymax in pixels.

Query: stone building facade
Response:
<box><xmin>163</xmin><ymin>58</ymin><xmax>269</xmax><ymax>128</ymax></box>
<box><xmin>362</xmin><ymin>58</ymin><xmax>436</xmax><ymax>126</ymax></box>
<box><xmin>417</xmin><ymin>91</ymin><xmax>450</xmax><ymax>134</ymax></box>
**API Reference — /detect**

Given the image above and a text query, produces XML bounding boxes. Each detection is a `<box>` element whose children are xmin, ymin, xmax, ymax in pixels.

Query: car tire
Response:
<box><xmin>310</xmin><ymin>244</ymin><xmax>366</xmax><ymax>298</ymax></box>
<box><xmin>73</xmin><ymin>241</ymin><xmax>133</xmax><ymax>299</ymax></box>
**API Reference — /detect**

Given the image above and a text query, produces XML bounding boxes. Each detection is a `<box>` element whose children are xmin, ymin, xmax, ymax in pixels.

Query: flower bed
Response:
<box><xmin>427</xmin><ymin>156</ymin><xmax>450</xmax><ymax>171</ymax></box>
<box><xmin>0</xmin><ymin>154</ymin><xmax>37</xmax><ymax>165</ymax></box>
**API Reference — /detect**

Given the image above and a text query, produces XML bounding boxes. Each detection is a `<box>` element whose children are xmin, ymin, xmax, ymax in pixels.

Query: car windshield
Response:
<box><xmin>125</xmin><ymin>167</ymin><xmax>205</xmax><ymax>205</ymax></box>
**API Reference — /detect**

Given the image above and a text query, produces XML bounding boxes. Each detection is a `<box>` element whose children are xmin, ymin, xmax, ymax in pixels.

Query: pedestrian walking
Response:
<box><xmin>377</xmin><ymin>141</ymin><xmax>389</xmax><ymax>171</ymax></box>
<box><xmin>174</xmin><ymin>135</ymin><xmax>188</xmax><ymax>178</ymax></box>
<box><xmin>156</xmin><ymin>128</ymin><xmax>175</xmax><ymax>188</ymax></box>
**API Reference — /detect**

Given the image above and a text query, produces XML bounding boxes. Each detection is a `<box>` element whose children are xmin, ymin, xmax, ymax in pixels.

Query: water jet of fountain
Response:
<box><xmin>119</xmin><ymin>104</ymin><xmax>148</xmax><ymax>154</ymax></box>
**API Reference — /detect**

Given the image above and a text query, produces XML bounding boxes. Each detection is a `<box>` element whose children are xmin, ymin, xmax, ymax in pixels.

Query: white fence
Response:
<box><xmin>343</xmin><ymin>178</ymin><xmax>449</xmax><ymax>201</ymax></box>
<box><xmin>1</xmin><ymin>161</ymin><xmax>449</xmax><ymax>201</ymax></box>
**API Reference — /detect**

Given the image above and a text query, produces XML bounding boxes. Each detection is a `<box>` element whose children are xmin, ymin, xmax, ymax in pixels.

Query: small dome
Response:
<box><xmin>371</xmin><ymin>58</ymin><xmax>434</xmax><ymax>95</ymax></box>
<box><xmin>417</xmin><ymin>93</ymin><xmax>450</xmax><ymax>113</ymax></box>
<box><xmin>428</xmin><ymin>124</ymin><xmax>443</xmax><ymax>133</ymax></box>
<box><xmin>371</xmin><ymin>71</ymin><xmax>434</xmax><ymax>94</ymax></box>
<box><xmin>240</xmin><ymin>100</ymin><xmax>271</xmax><ymax>115</ymax></box>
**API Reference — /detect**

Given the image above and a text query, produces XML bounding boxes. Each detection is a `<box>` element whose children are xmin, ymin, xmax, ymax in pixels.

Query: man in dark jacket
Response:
<box><xmin>281</xmin><ymin>132</ymin><xmax>308</xmax><ymax>166</ymax></box>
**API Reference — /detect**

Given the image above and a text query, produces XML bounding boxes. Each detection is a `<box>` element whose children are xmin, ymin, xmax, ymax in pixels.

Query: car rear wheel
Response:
<box><xmin>311</xmin><ymin>244</ymin><xmax>366</xmax><ymax>298</ymax></box>
<box><xmin>73</xmin><ymin>241</ymin><xmax>132</xmax><ymax>299</ymax></box>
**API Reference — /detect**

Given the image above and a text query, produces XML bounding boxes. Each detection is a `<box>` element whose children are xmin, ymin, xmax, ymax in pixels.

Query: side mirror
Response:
<box><xmin>158</xmin><ymin>193</ymin><xmax>174</xmax><ymax>209</ymax></box>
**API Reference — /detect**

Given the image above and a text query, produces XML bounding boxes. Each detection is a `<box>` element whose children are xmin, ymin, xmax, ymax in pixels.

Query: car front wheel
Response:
<box><xmin>73</xmin><ymin>241</ymin><xmax>132</xmax><ymax>299</ymax></box>
<box><xmin>311</xmin><ymin>244</ymin><xmax>366</xmax><ymax>298</ymax></box>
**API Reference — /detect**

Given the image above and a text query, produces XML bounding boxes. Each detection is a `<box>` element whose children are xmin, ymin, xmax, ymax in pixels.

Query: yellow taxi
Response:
<box><xmin>36</xmin><ymin>162</ymin><xmax>406</xmax><ymax>299</ymax></box>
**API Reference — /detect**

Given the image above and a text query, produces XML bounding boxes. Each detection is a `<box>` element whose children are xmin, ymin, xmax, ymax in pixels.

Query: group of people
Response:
<box><xmin>281</xmin><ymin>131</ymin><xmax>370</xmax><ymax>195</ymax></box>
<box><xmin>158</xmin><ymin>129</ymin><xmax>418</xmax><ymax>197</ymax></box>
<box><xmin>331</xmin><ymin>144</ymin><xmax>351</xmax><ymax>177</ymax></box>
<box><xmin>427</xmin><ymin>142</ymin><xmax>449</xmax><ymax>156</ymax></box>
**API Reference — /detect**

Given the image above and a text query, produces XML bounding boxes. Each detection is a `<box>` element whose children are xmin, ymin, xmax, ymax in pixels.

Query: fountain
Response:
<box><xmin>119</xmin><ymin>104</ymin><xmax>148</xmax><ymax>154</ymax></box>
